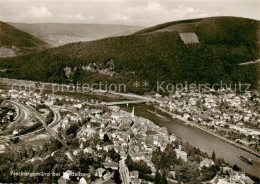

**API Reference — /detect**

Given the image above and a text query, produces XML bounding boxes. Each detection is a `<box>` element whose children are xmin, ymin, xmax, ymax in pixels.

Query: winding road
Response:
<box><xmin>0</xmin><ymin>100</ymin><xmax>68</xmax><ymax>147</ymax></box>
<box><xmin>0</xmin><ymin>100</ymin><xmax>29</xmax><ymax>135</ymax></box>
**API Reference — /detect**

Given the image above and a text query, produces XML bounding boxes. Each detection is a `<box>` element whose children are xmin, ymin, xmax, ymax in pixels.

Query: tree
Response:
<box><xmin>232</xmin><ymin>164</ymin><xmax>241</xmax><ymax>171</ymax></box>
<box><xmin>175</xmin><ymin>163</ymin><xmax>200</xmax><ymax>183</ymax></box>
<box><xmin>108</xmin><ymin>149</ymin><xmax>120</xmax><ymax>162</ymax></box>
<box><xmin>66</xmin><ymin>124</ymin><xmax>79</xmax><ymax>136</ymax></box>
<box><xmin>72</xmin><ymin>67</ymin><xmax>85</xmax><ymax>84</ymax></box>
<box><xmin>49</xmin><ymin>139</ymin><xmax>62</xmax><ymax>151</ymax></box>
<box><xmin>201</xmin><ymin>165</ymin><xmax>220</xmax><ymax>181</ymax></box>
<box><xmin>211</xmin><ymin>151</ymin><xmax>216</xmax><ymax>161</ymax></box>
<box><xmin>42</xmin><ymin>157</ymin><xmax>57</xmax><ymax>173</ymax></box>
<box><xmin>152</xmin><ymin>145</ymin><xmax>178</xmax><ymax>170</ymax></box>
<box><xmin>161</xmin><ymin>171</ymin><xmax>168</xmax><ymax>184</ymax></box>
<box><xmin>103</xmin><ymin>134</ymin><xmax>109</xmax><ymax>142</ymax></box>
<box><xmin>12</xmin><ymin>137</ymin><xmax>19</xmax><ymax>144</ymax></box>
<box><xmin>113</xmin><ymin>170</ymin><xmax>122</xmax><ymax>184</ymax></box>
<box><xmin>78</xmin><ymin>156</ymin><xmax>90</xmax><ymax>173</ymax></box>
<box><xmin>125</xmin><ymin>154</ymin><xmax>134</xmax><ymax>171</ymax></box>
<box><xmin>155</xmin><ymin>171</ymin><xmax>162</xmax><ymax>184</ymax></box>
<box><xmin>135</xmin><ymin>160</ymin><xmax>152</xmax><ymax>174</ymax></box>
<box><xmin>125</xmin><ymin>155</ymin><xmax>151</xmax><ymax>174</ymax></box>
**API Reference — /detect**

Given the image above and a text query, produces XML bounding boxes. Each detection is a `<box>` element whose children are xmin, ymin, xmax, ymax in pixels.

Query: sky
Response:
<box><xmin>0</xmin><ymin>0</ymin><xmax>259</xmax><ymax>26</ymax></box>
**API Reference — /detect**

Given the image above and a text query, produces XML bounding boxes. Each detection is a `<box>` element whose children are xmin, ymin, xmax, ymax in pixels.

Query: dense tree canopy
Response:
<box><xmin>0</xmin><ymin>17</ymin><xmax>258</xmax><ymax>94</ymax></box>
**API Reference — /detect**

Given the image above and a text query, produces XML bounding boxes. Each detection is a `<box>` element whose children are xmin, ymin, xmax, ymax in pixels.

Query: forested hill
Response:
<box><xmin>0</xmin><ymin>21</ymin><xmax>50</xmax><ymax>56</ymax></box>
<box><xmin>0</xmin><ymin>17</ymin><xmax>259</xmax><ymax>93</ymax></box>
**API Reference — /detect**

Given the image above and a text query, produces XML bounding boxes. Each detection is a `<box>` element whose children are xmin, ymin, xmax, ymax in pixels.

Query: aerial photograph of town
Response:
<box><xmin>0</xmin><ymin>0</ymin><xmax>259</xmax><ymax>183</ymax></box>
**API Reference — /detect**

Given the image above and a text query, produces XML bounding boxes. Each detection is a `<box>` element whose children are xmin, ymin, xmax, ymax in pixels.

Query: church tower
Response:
<box><xmin>131</xmin><ymin>106</ymin><xmax>135</xmax><ymax>119</ymax></box>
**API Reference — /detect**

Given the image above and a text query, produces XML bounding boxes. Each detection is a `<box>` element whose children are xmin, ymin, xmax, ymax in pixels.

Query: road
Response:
<box><xmin>119</xmin><ymin>159</ymin><xmax>131</xmax><ymax>184</ymax></box>
<box><xmin>238</xmin><ymin>58</ymin><xmax>260</xmax><ymax>66</ymax></box>
<box><xmin>0</xmin><ymin>100</ymin><xmax>67</xmax><ymax>148</ymax></box>
<box><xmin>0</xmin><ymin>136</ymin><xmax>9</xmax><ymax>144</ymax></box>
<box><xmin>21</xmin><ymin>101</ymin><xmax>68</xmax><ymax>148</ymax></box>
<box><xmin>101</xmin><ymin>100</ymin><xmax>146</xmax><ymax>106</ymax></box>
<box><xmin>108</xmin><ymin>91</ymin><xmax>162</xmax><ymax>104</ymax></box>
<box><xmin>0</xmin><ymin>100</ymin><xmax>29</xmax><ymax>135</ymax></box>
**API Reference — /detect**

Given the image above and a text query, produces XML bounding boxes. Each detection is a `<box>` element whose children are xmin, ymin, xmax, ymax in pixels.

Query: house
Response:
<box><xmin>65</xmin><ymin>152</ymin><xmax>73</xmax><ymax>161</ymax></box>
<box><xmin>99</xmin><ymin>131</ymin><xmax>105</xmax><ymax>139</ymax></box>
<box><xmin>132</xmin><ymin>153</ymin><xmax>145</xmax><ymax>161</ymax></box>
<box><xmin>103</xmin><ymin>172</ymin><xmax>112</xmax><ymax>179</ymax></box>
<box><xmin>200</xmin><ymin>158</ymin><xmax>214</xmax><ymax>168</ymax></box>
<box><xmin>95</xmin><ymin>168</ymin><xmax>106</xmax><ymax>178</ymax></box>
<box><xmin>26</xmin><ymin>157</ymin><xmax>42</xmax><ymax>163</ymax></box>
<box><xmin>90</xmin><ymin>109</ymin><xmax>103</xmax><ymax>115</ymax></box>
<box><xmin>130</xmin><ymin>171</ymin><xmax>139</xmax><ymax>179</ymax></box>
<box><xmin>96</xmin><ymin>144</ymin><xmax>102</xmax><ymax>151</ymax></box>
<box><xmin>73</xmin><ymin>104</ymin><xmax>83</xmax><ymax>109</ymax></box>
<box><xmin>154</xmin><ymin>93</ymin><xmax>162</xmax><ymax>98</ymax></box>
<box><xmin>44</xmin><ymin>99</ymin><xmax>54</xmax><ymax>106</ymax></box>
<box><xmin>108</xmin><ymin>106</ymin><xmax>120</xmax><ymax>112</ymax></box>
<box><xmin>168</xmin><ymin>171</ymin><xmax>176</xmax><ymax>179</ymax></box>
<box><xmin>222</xmin><ymin>167</ymin><xmax>232</xmax><ymax>174</ymax></box>
<box><xmin>175</xmin><ymin>146</ymin><xmax>187</xmax><ymax>162</ymax></box>
<box><xmin>111</xmin><ymin>112</ymin><xmax>120</xmax><ymax>120</ymax></box>
<box><xmin>79</xmin><ymin>142</ymin><xmax>84</xmax><ymax>149</ymax></box>
<box><xmin>103</xmin><ymin>162</ymin><xmax>118</xmax><ymax>170</ymax></box>
<box><xmin>84</xmin><ymin>147</ymin><xmax>94</xmax><ymax>154</ymax></box>
<box><xmin>243</xmin><ymin>116</ymin><xmax>250</xmax><ymax>122</ymax></box>
<box><xmin>131</xmin><ymin>178</ymin><xmax>141</xmax><ymax>184</ymax></box>
<box><xmin>10</xmin><ymin>93</ymin><xmax>19</xmax><ymax>99</ymax></box>
<box><xmin>0</xmin><ymin>144</ymin><xmax>5</xmax><ymax>153</ymax></box>
<box><xmin>73</xmin><ymin>149</ymin><xmax>81</xmax><ymax>156</ymax></box>
<box><xmin>12</xmin><ymin>130</ymin><xmax>19</xmax><ymax>135</ymax></box>
<box><xmin>169</xmin><ymin>135</ymin><xmax>176</xmax><ymax>142</ymax></box>
<box><xmin>104</xmin><ymin>145</ymin><xmax>114</xmax><ymax>152</ymax></box>
<box><xmin>79</xmin><ymin>177</ymin><xmax>87</xmax><ymax>184</ymax></box>
<box><xmin>105</xmin><ymin>156</ymin><xmax>113</xmax><ymax>163</ymax></box>
<box><xmin>62</xmin><ymin>170</ymin><xmax>72</xmax><ymax>180</ymax></box>
<box><xmin>189</xmin><ymin>98</ymin><xmax>197</xmax><ymax>106</ymax></box>
<box><xmin>183</xmin><ymin>113</ymin><xmax>190</xmax><ymax>120</ymax></box>
<box><xmin>60</xmin><ymin>118</ymin><xmax>69</xmax><ymax>129</ymax></box>
<box><xmin>58</xmin><ymin>177</ymin><xmax>69</xmax><ymax>184</ymax></box>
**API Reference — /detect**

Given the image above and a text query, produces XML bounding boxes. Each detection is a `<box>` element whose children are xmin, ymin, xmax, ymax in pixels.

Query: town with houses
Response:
<box><xmin>0</xmin><ymin>87</ymin><xmax>258</xmax><ymax>184</ymax></box>
<box><xmin>159</xmin><ymin>90</ymin><xmax>260</xmax><ymax>153</ymax></box>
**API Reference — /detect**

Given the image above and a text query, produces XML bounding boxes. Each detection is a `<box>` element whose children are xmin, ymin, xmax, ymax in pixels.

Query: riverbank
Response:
<box><xmin>155</xmin><ymin>106</ymin><xmax>260</xmax><ymax>158</ymax></box>
<box><xmin>126</xmin><ymin>105</ymin><xmax>260</xmax><ymax>177</ymax></box>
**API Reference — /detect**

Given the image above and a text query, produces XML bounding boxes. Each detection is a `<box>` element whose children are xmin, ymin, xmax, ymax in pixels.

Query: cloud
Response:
<box><xmin>1</xmin><ymin>0</ymin><xmax>258</xmax><ymax>25</ymax></box>
<box><xmin>61</xmin><ymin>14</ymin><xmax>91</xmax><ymax>21</ymax></box>
<box><xmin>108</xmin><ymin>2</ymin><xmax>211</xmax><ymax>26</ymax></box>
<box><xmin>21</xmin><ymin>6</ymin><xmax>52</xmax><ymax>19</ymax></box>
<box><xmin>109</xmin><ymin>13</ymin><xmax>131</xmax><ymax>21</ymax></box>
<box><xmin>170</xmin><ymin>5</ymin><xmax>209</xmax><ymax>19</ymax></box>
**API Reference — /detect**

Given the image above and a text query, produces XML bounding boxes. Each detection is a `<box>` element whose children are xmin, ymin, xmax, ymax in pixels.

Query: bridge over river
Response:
<box><xmin>101</xmin><ymin>100</ymin><xmax>147</xmax><ymax>106</ymax></box>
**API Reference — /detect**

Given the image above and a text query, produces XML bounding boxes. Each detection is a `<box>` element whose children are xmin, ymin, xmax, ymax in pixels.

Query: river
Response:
<box><xmin>122</xmin><ymin>104</ymin><xmax>260</xmax><ymax>177</ymax></box>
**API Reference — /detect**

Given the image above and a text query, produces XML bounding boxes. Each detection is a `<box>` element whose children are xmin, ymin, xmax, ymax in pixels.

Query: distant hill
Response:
<box><xmin>0</xmin><ymin>17</ymin><xmax>259</xmax><ymax>93</ymax></box>
<box><xmin>8</xmin><ymin>23</ymin><xmax>144</xmax><ymax>47</ymax></box>
<box><xmin>0</xmin><ymin>21</ymin><xmax>49</xmax><ymax>57</ymax></box>
<box><xmin>133</xmin><ymin>18</ymin><xmax>203</xmax><ymax>35</ymax></box>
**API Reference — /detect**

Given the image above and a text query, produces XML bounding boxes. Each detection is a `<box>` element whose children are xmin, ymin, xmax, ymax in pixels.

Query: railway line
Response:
<box><xmin>0</xmin><ymin>100</ymin><xmax>65</xmax><ymax>146</ymax></box>
<box><xmin>0</xmin><ymin>101</ymin><xmax>29</xmax><ymax>135</ymax></box>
